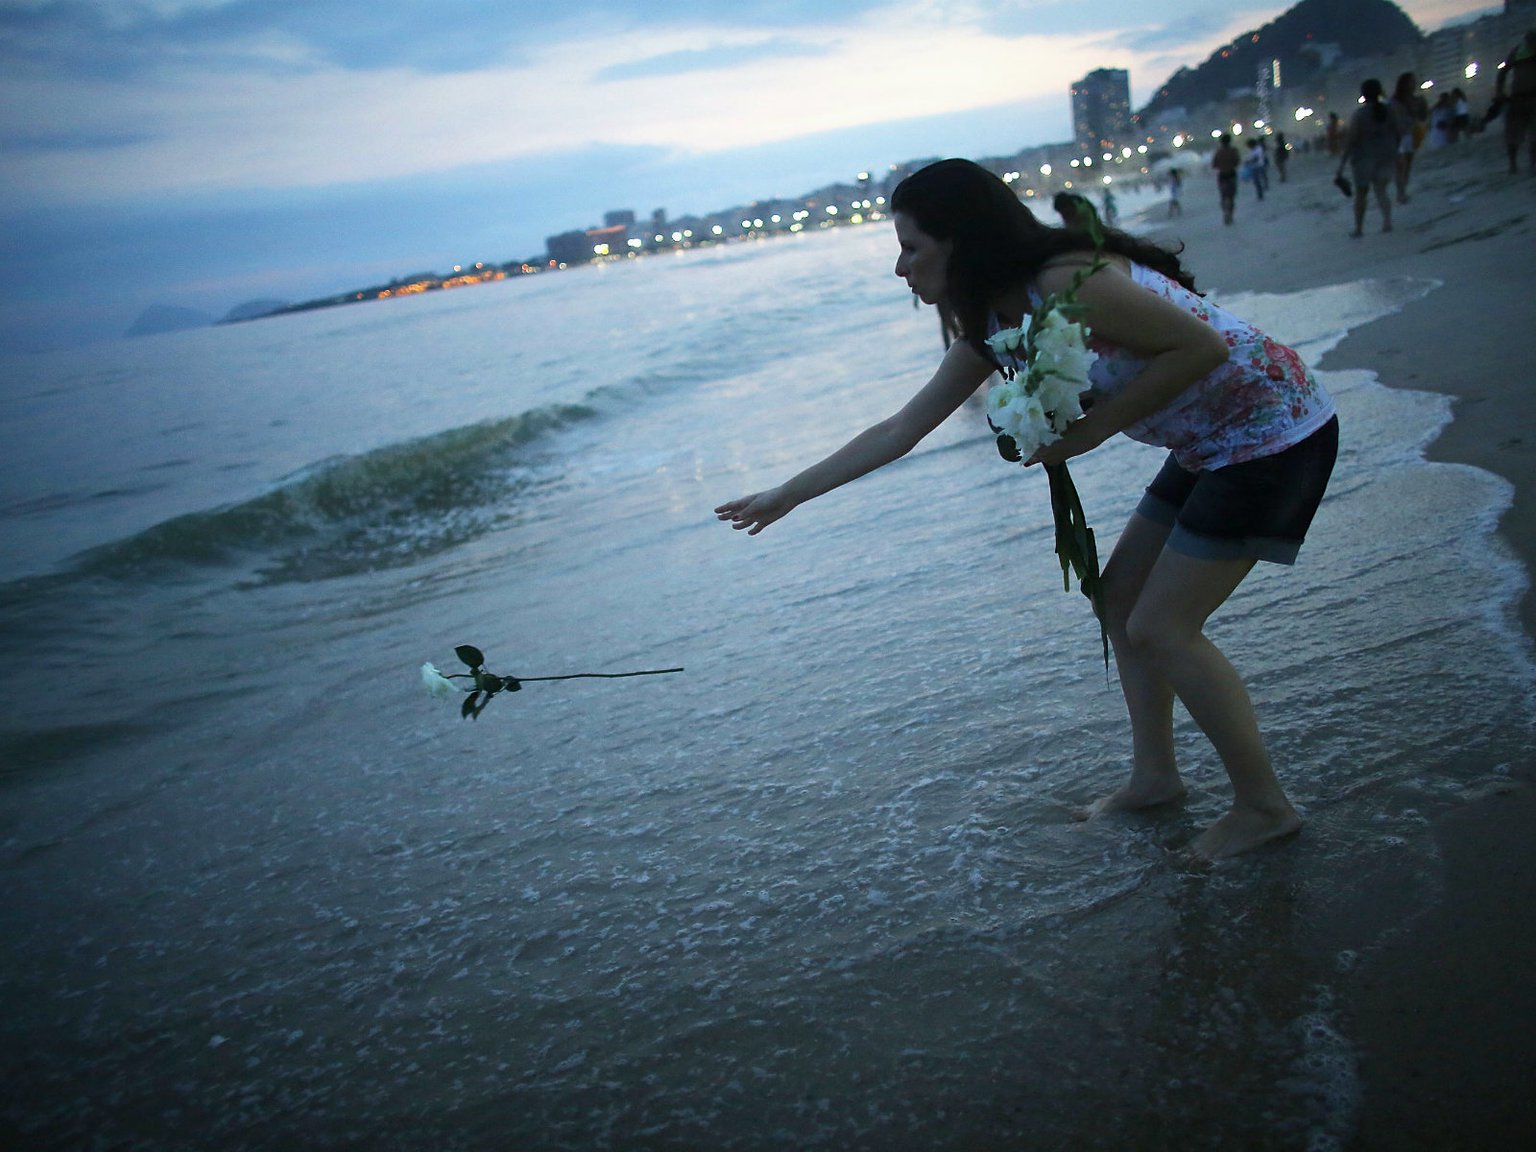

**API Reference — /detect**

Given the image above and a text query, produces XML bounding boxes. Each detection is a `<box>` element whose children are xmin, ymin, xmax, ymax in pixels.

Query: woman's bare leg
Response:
<box><xmin>1084</xmin><ymin>513</ymin><xmax>1187</xmax><ymax>814</ymax></box>
<box><xmin>1125</xmin><ymin>548</ymin><xmax>1302</xmax><ymax>858</ymax></box>
<box><xmin>1374</xmin><ymin>178</ymin><xmax>1394</xmax><ymax>232</ymax></box>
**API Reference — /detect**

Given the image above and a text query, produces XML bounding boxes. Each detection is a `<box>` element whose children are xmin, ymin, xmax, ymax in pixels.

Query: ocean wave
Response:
<box><xmin>65</xmin><ymin>400</ymin><xmax>598</xmax><ymax>585</ymax></box>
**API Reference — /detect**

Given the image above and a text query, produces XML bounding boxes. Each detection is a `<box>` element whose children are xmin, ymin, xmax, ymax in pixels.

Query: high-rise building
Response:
<box><xmin>1070</xmin><ymin>68</ymin><xmax>1133</xmax><ymax>155</ymax></box>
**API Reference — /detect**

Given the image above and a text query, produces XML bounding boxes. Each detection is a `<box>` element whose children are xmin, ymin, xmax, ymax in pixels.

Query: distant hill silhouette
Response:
<box><xmin>221</xmin><ymin>299</ymin><xmax>291</xmax><ymax>324</ymax></box>
<box><xmin>126</xmin><ymin>305</ymin><xmax>213</xmax><ymax>338</ymax></box>
<box><xmin>1139</xmin><ymin>0</ymin><xmax>1423</xmax><ymax>120</ymax></box>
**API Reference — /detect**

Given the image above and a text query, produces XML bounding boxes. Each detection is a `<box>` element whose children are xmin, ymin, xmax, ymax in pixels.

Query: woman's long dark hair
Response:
<box><xmin>890</xmin><ymin>158</ymin><xmax>1197</xmax><ymax>360</ymax></box>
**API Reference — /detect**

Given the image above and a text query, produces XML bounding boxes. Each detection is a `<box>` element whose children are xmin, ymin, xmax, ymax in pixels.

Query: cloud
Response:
<box><xmin>0</xmin><ymin>0</ymin><xmax>896</xmax><ymax>78</ymax></box>
<box><xmin>594</xmin><ymin>36</ymin><xmax>834</xmax><ymax>82</ymax></box>
<box><xmin>0</xmin><ymin>128</ymin><xmax>159</xmax><ymax>155</ymax></box>
<box><xmin>0</xmin><ymin>6</ymin><xmax>1110</xmax><ymax>208</ymax></box>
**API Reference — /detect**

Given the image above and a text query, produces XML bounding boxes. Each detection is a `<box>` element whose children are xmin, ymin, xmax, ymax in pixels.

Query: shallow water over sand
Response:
<box><xmin>1</xmin><ymin>224</ymin><xmax>1530</xmax><ymax>1149</ymax></box>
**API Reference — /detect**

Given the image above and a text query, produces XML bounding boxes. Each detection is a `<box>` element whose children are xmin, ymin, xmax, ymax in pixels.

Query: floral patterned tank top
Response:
<box><xmin>1050</xmin><ymin>262</ymin><xmax>1335</xmax><ymax>472</ymax></box>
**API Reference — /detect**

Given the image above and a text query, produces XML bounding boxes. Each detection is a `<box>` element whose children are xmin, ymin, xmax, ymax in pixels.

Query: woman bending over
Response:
<box><xmin>716</xmin><ymin>159</ymin><xmax>1338</xmax><ymax>859</ymax></box>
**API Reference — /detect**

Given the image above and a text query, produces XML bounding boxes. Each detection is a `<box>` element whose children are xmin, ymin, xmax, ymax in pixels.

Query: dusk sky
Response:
<box><xmin>0</xmin><ymin>0</ymin><xmax>1496</xmax><ymax>352</ymax></box>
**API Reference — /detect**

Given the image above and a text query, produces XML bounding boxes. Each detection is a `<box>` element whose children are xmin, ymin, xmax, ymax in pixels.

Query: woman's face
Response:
<box><xmin>893</xmin><ymin>212</ymin><xmax>951</xmax><ymax>306</ymax></box>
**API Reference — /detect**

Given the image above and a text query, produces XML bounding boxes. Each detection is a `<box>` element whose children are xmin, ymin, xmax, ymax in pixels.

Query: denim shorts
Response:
<box><xmin>1135</xmin><ymin>415</ymin><xmax>1339</xmax><ymax>565</ymax></box>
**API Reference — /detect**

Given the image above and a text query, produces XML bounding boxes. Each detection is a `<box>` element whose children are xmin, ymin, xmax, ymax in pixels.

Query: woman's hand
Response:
<box><xmin>1025</xmin><ymin>439</ymin><xmax>1079</xmax><ymax>468</ymax></box>
<box><xmin>715</xmin><ymin>487</ymin><xmax>798</xmax><ymax>535</ymax></box>
<box><xmin>1025</xmin><ymin>413</ymin><xmax>1108</xmax><ymax>468</ymax></box>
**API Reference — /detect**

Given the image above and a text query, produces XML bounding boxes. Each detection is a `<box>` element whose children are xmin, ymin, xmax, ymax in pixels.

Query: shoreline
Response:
<box><xmin>1140</xmin><ymin>136</ymin><xmax>1536</xmax><ymax>1148</ymax></box>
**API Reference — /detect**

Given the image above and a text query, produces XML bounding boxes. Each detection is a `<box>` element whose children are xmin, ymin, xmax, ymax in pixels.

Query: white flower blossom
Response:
<box><xmin>987</xmin><ymin>326</ymin><xmax>1029</xmax><ymax>361</ymax></box>
<box><xmin>986</xmin><ymin>305</ymin><xmax>1097</xmax><ymax>458</ymax></box>
<box><xmin>421</xmin><ymin>662</ymin><xmax>459</xmax><ymax>699</ymax></box>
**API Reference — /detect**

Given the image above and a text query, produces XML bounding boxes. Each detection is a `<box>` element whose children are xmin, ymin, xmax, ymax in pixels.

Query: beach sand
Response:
<box><xmin>1138</xmin><ymin>136</ymin><xmax>1536</xmax><ymax>1149</ymax></box>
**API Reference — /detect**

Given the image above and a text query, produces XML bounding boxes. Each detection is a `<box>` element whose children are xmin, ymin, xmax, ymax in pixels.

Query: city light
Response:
<box><xmin>1466</xmin><ymin>62</ymin><xmax>1479</xmax><ymax>79</ymax></box>
<box><xmin>1294</xmin><ymin>106</ymin><xmax>1314</xmax><ymax>121</ymax></box>
<box><xmin>1040</xmin><ymin>163</ymin><xmax>1053</xmax><ymax>175</ymax></box>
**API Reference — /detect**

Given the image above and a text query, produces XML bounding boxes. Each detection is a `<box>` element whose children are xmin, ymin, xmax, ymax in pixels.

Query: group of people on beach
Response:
<box><xmin>1207</xmin><ymin>133</ymin><xmax>1287</xmax><ymax>224</ymax></box>
<box><xmin>1337</xmin><ymin>31</ymin><xmax>1536</xmax><ymax>235</ymax></box>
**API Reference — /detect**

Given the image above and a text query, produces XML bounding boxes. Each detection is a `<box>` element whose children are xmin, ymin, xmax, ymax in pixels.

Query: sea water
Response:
<box><xmin>1</xmin><ymin>218</ymin><xmax>1532</xmax><ymax>1150</ymax></box>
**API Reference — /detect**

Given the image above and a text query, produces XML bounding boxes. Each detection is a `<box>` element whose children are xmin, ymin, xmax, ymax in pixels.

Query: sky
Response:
<box><xmin>0</xmin><ymin>0</ymin><xmax>1498</xmax><ymax>352</ymax></box>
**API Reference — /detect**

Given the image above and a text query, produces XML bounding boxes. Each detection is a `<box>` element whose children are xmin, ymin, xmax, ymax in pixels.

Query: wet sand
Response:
<box><xmin>1139</xmin><ymin>135</ymin><xmax>1536</xmax><ymax>1149</ymax></box>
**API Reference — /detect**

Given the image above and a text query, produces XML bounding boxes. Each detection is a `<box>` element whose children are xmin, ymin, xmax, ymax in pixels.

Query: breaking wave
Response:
<box><xmin>68</xmin><ymin>401</ymin><xmax>598</xmax><ymax>585</ymax></box>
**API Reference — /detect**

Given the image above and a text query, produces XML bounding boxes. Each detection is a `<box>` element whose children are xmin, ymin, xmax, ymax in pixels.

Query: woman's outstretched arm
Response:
<box><xmin>715</xmin><ymin>339</ymin><xmax>995</xmax><ymax>534</ymax></box>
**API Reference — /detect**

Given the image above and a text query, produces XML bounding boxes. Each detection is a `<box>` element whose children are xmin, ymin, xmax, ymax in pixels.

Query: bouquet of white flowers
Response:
<box><xmin>984</xmin><ymin>248</ymin><xmax>1109</xmax><ymax>669</ymax></box>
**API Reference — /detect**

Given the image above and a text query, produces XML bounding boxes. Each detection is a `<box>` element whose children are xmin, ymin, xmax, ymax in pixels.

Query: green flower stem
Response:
<box><xmin>437</xmin><ymin>646</ymin><xmax>685</xmax><ymax>719</ymax></box>
<box><xmin>518</xmin><ymin>668</ymin><xmax>686</xmax><ymax>682</ymax></box>
<box><xmin>1045</xmin><ymin>462</ymin><xmax>1109</xmax><ymax>673</ymax></box>
<box><xmin>446</xmin><ymin>668</ymin><xmax>684</xmax><ymax>683</ymax></box>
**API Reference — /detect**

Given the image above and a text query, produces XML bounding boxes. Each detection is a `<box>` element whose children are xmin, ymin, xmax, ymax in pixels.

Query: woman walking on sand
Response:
<box><xmin>716</xmin><ymin>159</ymin><xmax>1339</xmax><ymax>859</ymax></box>
<box><xmin>1339</xmin><ymin>78</ymin><xmax>1404</xmax><ymax>236</ymax></box>
<box><xmin>1495</xmin><ymin>29</ymin><xmax>1536</xmax><ymax>174</ymax></box>
<box><xmin>1391</xmin><ymin>71</ymin><xmax>1428</xmax><ymax>203</ymax></box>
<box><xmin>1211</xmin><ymin>133</ymin><xmax>1241</xmax><ymax>224</ymax></box>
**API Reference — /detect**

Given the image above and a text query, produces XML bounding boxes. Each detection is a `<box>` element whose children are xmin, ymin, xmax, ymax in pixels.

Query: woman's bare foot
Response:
<box><xmin>1189</xmin><ymin>800</ymin><xmax>1302</xmax><ymax>859</ymax></box>
<box><xmin>1078</xmin><ymin>775</ymin><xmax>1187</xmax><ymax>820</ymax></box>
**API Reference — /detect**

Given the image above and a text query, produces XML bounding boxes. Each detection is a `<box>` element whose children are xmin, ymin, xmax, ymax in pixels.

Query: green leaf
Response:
<box><xmin>996</xmin><ymin>434</ymin><xmax>1021</xmax><ymax>462</ymax></box>
<box><xmin>455</xmin><ymin>644</ymin><xmax>485</xmax><ymax>669</ymax></box>
<box><xmin>461</xmin><ymin>692</ymin><xmax>480</xmax><ymax>720</ymax></box>
<box><xmin>479</xmin><ymin>673</ymin><xmax>505</xmax><ymax>694</ymax></box>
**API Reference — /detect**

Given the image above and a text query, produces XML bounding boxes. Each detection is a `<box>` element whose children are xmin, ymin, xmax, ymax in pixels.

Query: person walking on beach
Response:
<box><xmin>1211</xmin><ymin>133</ymin><xmax>1241</xmax><ymax>225</ymax></box>
<box><xmin>1391</xmin><ymin>71</ymin><xmax>1428</xmax><ymax>203</ymax></box>
<box><xmin>1325</xmin><ymin>112</ymin><xmax>1344</xmax><ymax>156</ymax></box>
<box><xmin>1494</xmin><ymin>29</ymin><xmax>1536</xmax><ymax>174</ymax></box>
<box><xmin>1243</xmin><ymin>139</ymin><xmax>1268</xmax><ymax>200</ymax></box>
<box><xmin>1101</xmin><ymin>187</ymin><xmax>1119</xmax><ymax>228</ymax></box>
<box><xmin>1451</xmin><ymin>88</ymin><xmax>1470</xmax><ymax>143</ymax></box>
<box><xmin>1167</xmin><ymin>169</ymin><xmax>1183</xmax><ymax>218</ymax></box>
<box><xmin>1339</xmin><ymin>78</ymin><xmax>1404</xmax><ymax>237</ymax></box>
<box><xmin>1274</xmin><ymin>133</ymin><xmax>1290</xmax><ymax>182</ymax></box>
<box><xmin>716</xmin><ymin>158</ymin><xmax>1339</xmax><ymax>860</ymax></box>
<box><xmin>1428</xmin><ymin>92</ymin><xmax>1454</xmax><ymax>149</ymax></box>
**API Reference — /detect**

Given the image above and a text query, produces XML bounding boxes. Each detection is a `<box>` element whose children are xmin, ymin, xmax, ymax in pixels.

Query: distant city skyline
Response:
<box><xmin>0</xmin><ymin>0</ymin><xmax>1501</xmax><ymax>353</ymax></box>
